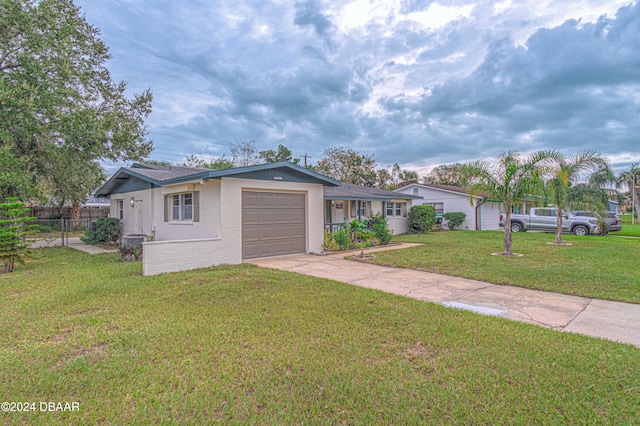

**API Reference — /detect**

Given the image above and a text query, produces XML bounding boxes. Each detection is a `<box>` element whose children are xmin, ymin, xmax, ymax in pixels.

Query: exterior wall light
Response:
<box><xmin>130</xmin><ymin>196</ymin><xmax>135</xmax><ymax>207</ymax></box>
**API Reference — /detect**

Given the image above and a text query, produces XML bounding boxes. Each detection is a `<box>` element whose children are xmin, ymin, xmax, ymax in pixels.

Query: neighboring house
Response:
<box><xmin>323</xmin><ymin>184</ymin><xmax>422</xmax><ymax>235</ymax></box>
<box><xmin>394</xmin><ymin>183</ymin><xmax>501</xmax><ymax>230</ymax></box>
<box><xmin>95</xmin><ymin>162</ymin><xmax>340</xmax><ymax>275</ymax></box>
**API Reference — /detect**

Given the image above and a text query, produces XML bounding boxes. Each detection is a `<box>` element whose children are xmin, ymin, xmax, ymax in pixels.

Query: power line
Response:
<box><xmin>150</xmin><ymin>131</ymin><xmax>223</xmax><ymax>144</ymax></box>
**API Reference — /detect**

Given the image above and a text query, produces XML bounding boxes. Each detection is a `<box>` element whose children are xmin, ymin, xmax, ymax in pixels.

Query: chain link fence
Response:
<box><xmin>31</xmin><ymin>218</ymin><xmax>94</xmax><ymax>246</ymax></box>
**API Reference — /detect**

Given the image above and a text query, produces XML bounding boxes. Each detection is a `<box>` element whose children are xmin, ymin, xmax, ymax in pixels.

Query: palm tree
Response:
<box><xmin>462</xmin><ymin>150</ymin><xmax>558</xmax><ymax>256</ymax></box>
<box><xmin>617</xmin><ymin>164</ymin><xmax>640</xmax><ymax>221</ymax></box>
<box><xmin>548</xmin><ymin>151</ymin><xmax>609</xmax><ymax>244</ymax></box>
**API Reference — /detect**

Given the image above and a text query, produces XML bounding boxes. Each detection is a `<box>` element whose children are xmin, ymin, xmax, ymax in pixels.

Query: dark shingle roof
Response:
<box><xmin>96</xmin><ymin>162</ymin><xmax>341</xmax><ymax>197</ymax></box>
<box><xmin>127</xmin><ymin>163</ymin><xmax>210</xmax><ymax>182</ymax></box>
<box><xmin>324</xmin><ymin>183</ymin><xmax>421</xmax><ymax>201</ymax></box>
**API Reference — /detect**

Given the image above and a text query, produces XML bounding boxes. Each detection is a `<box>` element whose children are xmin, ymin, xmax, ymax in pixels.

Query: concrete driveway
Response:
<box><xmin>249</xmin><ymin>244</ymin><xmax>640</xmax><ymax>348</ymax></box>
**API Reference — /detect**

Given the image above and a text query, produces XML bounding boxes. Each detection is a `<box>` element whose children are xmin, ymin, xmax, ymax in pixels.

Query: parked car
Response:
<box><xmin>571</xmin><ymin>211</ymin><xmax>621</xmax><ymax>233</ymax></box>
<box><xmin>499</xmin><ymin>207</ymin><xmax>598</xmax><ymax>235</ymax></box>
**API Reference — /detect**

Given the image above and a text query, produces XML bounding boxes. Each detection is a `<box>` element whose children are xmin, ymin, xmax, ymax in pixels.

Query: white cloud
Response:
<box><xmin>406</xmin><ymin>3</ymin><xmax>475</xmax><ymax>29</ymax></box>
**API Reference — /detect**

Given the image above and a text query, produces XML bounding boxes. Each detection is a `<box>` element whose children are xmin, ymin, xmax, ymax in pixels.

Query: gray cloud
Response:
<box><xmin>75</xmin><ymin>0</ymin><xmax>640</xmax><ymax>174</ymax></box>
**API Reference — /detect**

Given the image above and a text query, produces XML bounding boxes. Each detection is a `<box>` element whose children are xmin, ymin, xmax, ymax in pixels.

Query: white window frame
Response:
<box><xmin>425</xmin><ymin>202</ymin><xmax>444</xmax><ymax>215</ymax></box>
<box><xmin>386</xmin><ymin>202</ymin><xmax>407</xmax><ymax>217</ymax></box>
<box><xmin>117</xmin><ymin>200</ymin><xmax>124</xmax><ymax>221</ymax></box>
<box><xmin>171</xmin><ymin>192</ymin><xmax>194</xmax><ymax>222</ymax></box>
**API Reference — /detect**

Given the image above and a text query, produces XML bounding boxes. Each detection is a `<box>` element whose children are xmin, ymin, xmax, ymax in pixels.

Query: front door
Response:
<box><xmin>134</xmin><ymin>200</ymin><xmax>143</xmax><ymax>234</ymax></box>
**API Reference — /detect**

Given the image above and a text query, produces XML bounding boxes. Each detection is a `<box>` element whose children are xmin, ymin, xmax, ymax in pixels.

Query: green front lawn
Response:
<box><xmin>365</xmin><ymin>231</ymin><xmax>640</xmax><ymax>303</ymax></box>
<box><xmin>1</xmin><ymin>249</ymin><xmax>638</xmax><ymax>424</ymax></box>
<box><xmin>614</xmin><ymin>215</ymin><xmax>640</xmax><ymax>236</ymax></box>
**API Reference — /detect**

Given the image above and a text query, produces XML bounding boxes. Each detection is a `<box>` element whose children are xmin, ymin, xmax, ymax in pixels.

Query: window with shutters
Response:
<box><xmin>386</xmin><ymin>202</ymin><xmax>407</xmax><ymax>217</ymax></box>
<box><xmin>167</xmin><ymin>192</ymin><xmax>198</xmax><ymax>222</ymax></box>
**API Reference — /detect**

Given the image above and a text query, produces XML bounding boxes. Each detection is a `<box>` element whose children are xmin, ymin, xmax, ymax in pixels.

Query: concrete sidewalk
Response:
<box><xmin>249</xmin><ymin>244</ymin><xmax>640</xmax><ymax>348</ymax></box>
<box><xmin>30</xmin><ymin>237</ymin><xmax>117</xmax><ymax>255</ymax></box>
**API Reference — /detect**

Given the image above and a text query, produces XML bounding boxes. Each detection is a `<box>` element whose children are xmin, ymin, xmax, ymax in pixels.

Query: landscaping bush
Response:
<box><xmin>443</xmin><ymin>212</ymin><xmax>467</xmax><ymax>230</ymax></box>
<box><xmin>81</xmin><ymin>217</ymin><xmax>121</xmax><ymax>245</ymax></box>
<box><xmin>117</xmin><ymin>243</ymin><xmax>143</xmax><ymax>262</ymax></box>
<box><xmin>323</xmin><ymin>228</ymin><xmax>351</xmax><ymax>251</ymax></box>
<box><xmin>333</xmin><ymin>228</ymin><xmax>351</xmax><ymax>250</ymax></box>
<box><xmin>407</xmin><ymin>205</ymin><xmax>436</xmax><ymax>233</ymax></box>
<box><xmin>367</xmin><ymin>213</ymin><xmax>392</xmax><ymax>245</ymax></box>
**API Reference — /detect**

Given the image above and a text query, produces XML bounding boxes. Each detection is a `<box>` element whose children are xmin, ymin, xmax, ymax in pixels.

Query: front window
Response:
<box><xmin>387</xmin><ymin>202</ymin><xmax>407</xmax><ymax>217</ymax></box>
<box><xmin>171</xmin><ymin>193</ymin><xmax>194</xmax><ymax>221</ymax></box>
<box><xmin>117</xmin><ymin>200</ymin><xmax>124</xmax><ymax>220</ymax></box>
<box><xmin>425</xmin><ymin>203</ymin><xmax>444</xmax><ymax>215</ymax></box>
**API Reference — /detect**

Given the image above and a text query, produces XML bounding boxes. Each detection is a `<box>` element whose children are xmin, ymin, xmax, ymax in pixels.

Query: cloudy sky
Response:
<box><xmin>74</xmin><ymin>0</ymin><xmax>640</xmax><ymax>175</ymax></box>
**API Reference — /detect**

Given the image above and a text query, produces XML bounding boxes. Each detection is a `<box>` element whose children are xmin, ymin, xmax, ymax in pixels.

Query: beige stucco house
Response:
<box><xmin>324</xmin><ymin>183</ymin><xmax>422</xmax><ymax>235</ymax></box>
<box><xmin>96</xmin><ymin>162</ymin><xmax>339</xmax><ymax>275</ymax></box>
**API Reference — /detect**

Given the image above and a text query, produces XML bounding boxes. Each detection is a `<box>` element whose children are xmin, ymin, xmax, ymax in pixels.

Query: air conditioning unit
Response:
<box><xmin>121</xmin><ymin>234</ymin><xmax>152</xmax><ymax>245</ymax></box>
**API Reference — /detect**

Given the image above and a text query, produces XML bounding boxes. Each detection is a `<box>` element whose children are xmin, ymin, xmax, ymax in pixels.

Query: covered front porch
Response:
<box><xmin>323</xmin><ymin>184</ymin><xmax>421</xmax><ymax>235</ymax></box>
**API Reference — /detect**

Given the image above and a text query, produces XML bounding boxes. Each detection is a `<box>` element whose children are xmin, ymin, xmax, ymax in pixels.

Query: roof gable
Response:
<box><xmin>96</xmin><ymin>162</ymin><xmax>340</xmax><ymax>197</ymax></box>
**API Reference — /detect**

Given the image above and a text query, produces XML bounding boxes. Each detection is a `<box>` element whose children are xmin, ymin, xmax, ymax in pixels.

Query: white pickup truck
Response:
<box><xmin>499</xmin><ymin>207</ymin><xmax>599</xmax><ymax>236</ymax></box>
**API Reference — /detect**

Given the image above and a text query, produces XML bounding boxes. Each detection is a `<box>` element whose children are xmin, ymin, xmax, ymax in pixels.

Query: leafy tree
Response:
<box><xmin>181</xmin><ymin>155</ymin><xmax>234</xmax><ymax>170</ymax></box>
<box><xmin>399</xmin><ymin>169</ymin><xmax>418</xmax><ymax>184</ymax></box>
<box><xmin>316</xmin><ymin>147</ymin><xmax>377</xmax><ymax>186</ymax></box>
<box><xmin>422</xmin><ymin>163</ymin><xmax>466</xmax><ymax>186</ymax></box>
<box><xmin>462</xmin><ymin>151</ymin><xmax>557</xmax><ymax>256</ymax></box>
<box><xmin>230</xmin><ymin>141</ymin><xmax>260</xmax><ymax>167</ymax></box>
<box><xmin>259</xmin><ymin>144</ymin><xmax>300</xmax><ymax>165</ymax></box>
<box><xmin>407</xmin><ymin>205</ymin><xmax>436</xmax><ymax>233</ymax></box>
<box><xmin>43</xmin><ymin>146</ymin><xmax>104</xmax><ymax>221</ymax></box>
<box><xmin>374</xmin><ymin>163</ymin><xmax>417</xmax><ymax>189</ymax></box>
<box><xmin>0</xmin><ymin>0</ymin><xmax>152</xmax><ymax>198</ymax></box>
<box><xmin>0</xmin><ymin>197</ymin><xmax>36</xmax><ymax>273</ymax></box>
<box><xmin>208</xmin><ymin>156</ymin><xmax>234</xmax><ymax>170</ymax></box>
<box><xmin>182</xmin><ymin>155</ymin><xmax>208</xmax><ymax>168</ymax></box>
<box><xmin>0</xmin><ymin>148</ymin><xmax>34</xmax><ymax>199</ymax></box>
<box><xmin>617</xmin><ymin>164</ymin><xmax>640</xmax><ymax>219</ymax></box>
<box><xmin>143</xmin><ymin>159</ymin><xmax>172</xmax><ymax>166</ymax></box>
<box><xmin>375</xmin><ymin>168</ymin><xmax>391</xmax><ymax>189</ymax></box>
<box><xmin>547</xmin><ymin>151</ymin><xmax>608</xmax><ymax>245</ymax></box>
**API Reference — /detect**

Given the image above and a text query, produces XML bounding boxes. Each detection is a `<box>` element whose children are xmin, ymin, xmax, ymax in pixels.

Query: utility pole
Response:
<box><xmin>302</xmin><ymin>153</ymin><xmax>311</xmax><ymax>168</ymax></box>
<box><xmin>633</xmin><ymin>173</ymin><xmax>636</xmax><ymax>225</ymax></box>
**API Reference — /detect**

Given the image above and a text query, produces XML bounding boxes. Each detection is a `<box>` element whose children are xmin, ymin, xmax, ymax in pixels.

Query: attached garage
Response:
<box><xmin>96</xmin><ymin>161</ymin><xmax>340</xmax><ymax>275</ymax></box>
<box><xmin>242</xmin><ymin>191</ymin><xmax>306</xmax><ymax>259</ymax></box>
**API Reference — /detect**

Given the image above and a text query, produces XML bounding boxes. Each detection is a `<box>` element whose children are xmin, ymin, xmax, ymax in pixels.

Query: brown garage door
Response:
<box><xmin>242</xmin><ymin>191</ymin><xmax>306</xmax><ymax>259</ymax></box>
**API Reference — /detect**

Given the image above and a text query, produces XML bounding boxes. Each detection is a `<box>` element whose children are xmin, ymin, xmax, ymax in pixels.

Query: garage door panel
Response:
<box><xmin>242</xmin><ymin>191</ymin><xmax>307</xmax><ymax>259</ymax></box>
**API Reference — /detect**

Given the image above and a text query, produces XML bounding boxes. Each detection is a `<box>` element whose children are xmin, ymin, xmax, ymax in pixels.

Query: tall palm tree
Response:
<box><xmin>617</xmin><ymin>164</ymin><xmax>640</xmax><ymax>221</ymax></box>
<box><xmin>548</xmin><ymin>151</ymin><xmax>609</xmax><ymax>244</ymax></box>
<box><xmin>462</xmin><ymin>150</ymin><xmax>558</xmax><ymax>256</ymax></box>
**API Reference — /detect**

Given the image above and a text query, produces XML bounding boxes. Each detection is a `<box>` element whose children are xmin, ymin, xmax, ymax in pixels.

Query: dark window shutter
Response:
<box><xmin>164</xmin><ymin>195</ymin><xmax>169</xmax><ymax>222</ymax></box>
<box><xmin>193</xmin><ymin>191</ymin><xmax>200</xmax><ymax>222</ymax></box>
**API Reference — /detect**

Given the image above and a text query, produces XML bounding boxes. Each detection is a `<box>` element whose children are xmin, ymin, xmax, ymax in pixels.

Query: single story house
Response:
<box><xmin>394</xmin><ymin>183</ymin><xmax>501</xmax><ymax>230</ymax></box>
<box><xmin>324</xmin><ymin>184</ymin><xmax>422</xmax><ymax>235</ymax></box>
<box><xmin>95</xmin><ymin>162</ymin><xmax>340</xmax><ymax>275</ymax></box>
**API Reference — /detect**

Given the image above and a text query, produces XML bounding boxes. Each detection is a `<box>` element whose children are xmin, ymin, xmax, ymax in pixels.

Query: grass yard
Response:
<box><xmin>365</xmin><ymin>231</ymin><xmax>640</xmax><ymax>303</ymax></box>
<box><xmin>615</xmin><ymin>214</ymin><xmax>640</xmax><ymax>237</ymax></box>
<box><xmin>0</xmin><ymin>249</ymin><xmax>638</xmax><ymax>424</ymax></box>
